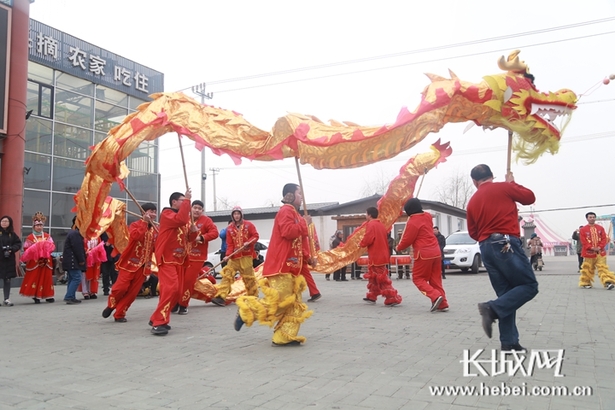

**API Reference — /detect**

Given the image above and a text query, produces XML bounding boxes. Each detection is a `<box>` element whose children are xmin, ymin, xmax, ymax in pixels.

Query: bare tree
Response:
<box><xmin>433</xmin><ymin>169</ymin><xmax>475</xmax><ymax>209</ymax></box>
<box><xmin>360</xmin><ymin>168</ymin><xmax>394</xmax><ymax>197</ymax></box>
<box><xmin>216</xmin><ymin>197</ymin><xmax>234</xmax><ymax>211</ymax></box>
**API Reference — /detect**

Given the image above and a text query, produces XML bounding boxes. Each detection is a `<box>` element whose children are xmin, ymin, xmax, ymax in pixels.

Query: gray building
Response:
<box><xmin>24</xmin><ymin>19</ymin><xmax>163</xmax><ymax>249</ymax></box>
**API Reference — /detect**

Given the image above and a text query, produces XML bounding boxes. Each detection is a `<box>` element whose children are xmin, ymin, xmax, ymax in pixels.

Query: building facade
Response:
<box><xmin>17</xmin><ymin>16</ymin><xmax>163</xmax><ymax>248</ymax></box>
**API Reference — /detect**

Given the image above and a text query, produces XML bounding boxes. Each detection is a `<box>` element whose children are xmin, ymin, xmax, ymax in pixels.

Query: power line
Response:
<box><xmin>211</xmin><ymin>30</ymin><xmax>615</xmax><ymax>94</ymax></box>
<box><xmin>176</xmin><ymin>17</ymin><xmax>615</xmax><ymax>90</ymax></box>
<box><xmin>519</xmin><ymin>204</ymin><xmax>615</xmax><ymax>213</ymax></box>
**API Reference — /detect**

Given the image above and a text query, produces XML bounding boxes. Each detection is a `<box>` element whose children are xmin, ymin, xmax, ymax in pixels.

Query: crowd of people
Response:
<box><xmin>1</xmin><ymin>165</ymin><xmax>614</xmax><ymax>348</ymax></box>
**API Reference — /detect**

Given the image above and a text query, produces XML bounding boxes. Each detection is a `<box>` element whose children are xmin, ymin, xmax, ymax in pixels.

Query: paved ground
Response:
<box><xmin>0</xmin><ymin>255</ymin><xmax>613</xmax><ymax>410</ymax></box>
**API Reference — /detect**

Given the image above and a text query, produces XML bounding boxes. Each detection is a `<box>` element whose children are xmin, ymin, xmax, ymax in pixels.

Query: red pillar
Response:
<box><xmin>0</xmin><ymin>0</ymin><xmax>30</xmax><ymax>236</ymax></box>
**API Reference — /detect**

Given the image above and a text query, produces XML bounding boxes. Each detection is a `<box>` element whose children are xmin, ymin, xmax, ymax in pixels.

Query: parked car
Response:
<box><xmin>204</xmin><ymin>239</ymin><xmax>269</xmax><ymax>277</ymax></box>
<box><xmin>442</xmin><ymin>231</ymin><xmax>482</xmax><ymax>273</ymax></box>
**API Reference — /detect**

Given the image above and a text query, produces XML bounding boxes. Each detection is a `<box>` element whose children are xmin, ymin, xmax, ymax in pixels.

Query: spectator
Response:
<box><xmin>0</xmin><ymin>215</ymin><xmax>22</xmax><ymax>306</ymax></box>
<box><xmin>433</xmin><ymin>226</ymin><xmax>447</xmax><ymax>279</ymax></box>
<box><xmin>571</xmin><ymin>226</ymin><xmax>583</xmax><ymax>272</ymax></box>
<box><xmin>62</xmin><ymin>216</ymin><xmax>86</xmax><ymax>305</ymax></box>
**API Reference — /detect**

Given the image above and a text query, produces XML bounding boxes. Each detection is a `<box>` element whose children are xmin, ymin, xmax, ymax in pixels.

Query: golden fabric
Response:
<box><xmin>75</xmin><ymin>51</ymin><xmax>577</xmax><ymax>252</ymax></box>
<box><xmin>578</xmin><ymin>256</ymin><xmax>615</xmax><ymax>287</ymax></box>
<box><xmin>235</xmin><ymin>274</ymin><xmax>312</xmax><ymax>344</ymax></box>
<box><xmin>215</xmin><ymin>256</ymin><xmax>257</xmax><ymax>300</ymax></box>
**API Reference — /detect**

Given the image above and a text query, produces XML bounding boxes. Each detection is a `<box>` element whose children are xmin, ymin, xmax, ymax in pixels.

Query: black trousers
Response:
<box><xmin>101</xmin><ymin>262</ymin><xmax>118</xmax><ymax>293</ymax></box>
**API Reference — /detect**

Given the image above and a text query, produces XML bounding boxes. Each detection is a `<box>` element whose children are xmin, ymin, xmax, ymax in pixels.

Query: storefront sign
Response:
<box><xmin>28</xmin><ymin>19</ymin><xmax>163</xmax><ymax>98</ymax></box>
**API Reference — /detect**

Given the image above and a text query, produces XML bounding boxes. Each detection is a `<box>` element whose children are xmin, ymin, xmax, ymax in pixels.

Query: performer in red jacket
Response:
<box><xmin>578</xmin><ymin>211</ymin><xmax>615</xmax><ymax>289</ymax></box>
<box><xmin>359</xmin><ymin>207</ymin><xmax>402</xmax><ymax>306</ymax></box>
<box><xmin>150</xmin><ymin>190</ymin><xmax>192</xmax><ymax>336</ymax></box>
<box><xmin>102</xmin><ymin>203</ymin><xmax>157</xmax><ymax>322</ymax></box>
<box><xmin>397</xmin><ymin>198</ymin><xmax>448</xmax><ymax>312</ymax></box>
<box><xmin>211</xmin><ymin>206</ymin><xmax>259</xmax><ymax>306</ymax></box>
<box><xmin>19</xmin><ymin>212</ymin><xmax>55</xmax><ymax>303</ymax></box>
<box><xmin>178</xmin><ymin>200</ymin><xmax>218</xmax><ymax>312</ymax></box>
<box><xmin>234</xmin><ymin>183</ymin><xmax>313</xmax><ymax>346</ymax></box>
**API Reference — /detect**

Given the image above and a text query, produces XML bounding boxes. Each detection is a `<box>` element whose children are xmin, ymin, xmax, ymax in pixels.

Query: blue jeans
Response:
<box><xmin>64</xmin><ymin>269</ymin><xmax>82</xmax><ymax>300</ymax></box>
<box><xmin>479</xmin><ymin>235</ymin><xmax>539</xmax><ymax>345</ymax></box>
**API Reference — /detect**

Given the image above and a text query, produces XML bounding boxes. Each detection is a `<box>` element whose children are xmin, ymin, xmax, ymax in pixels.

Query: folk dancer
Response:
<box><xmin>150</xmin><ymin>190</ymin><xmax>193</xmax><ymax>336</ymax></box>
<box><xmin>177</xmin><ymin>200</ymin><xmax>218</xmax><ymax>313</ymax></box>
<box><xmin>211</xmin><ymin>206</ymin><xmax>259</xmax><ymax>306</ymax></box>
<box><xmin>397</xmin><ymin>199</ymin><xmax>448</xmax><ymax>312</ymax></box>
<box><xmin>360</xmin><ymin>207</ymin><xmax>402</xmax><ymax>306</ymax></box>
<box><xmin>578</xmin><ymin>211</ymin><xmax>615</xmax><ymax>290</ymax></box>
<box><xmin>234</xmin><ymin>183</ymin><xmax>314</xmax><ymax>346</ymax></box>
<box><xmin>103</xmin><ymin>203</ymin><xmax>157</xmax><ymax>322</ymax></box>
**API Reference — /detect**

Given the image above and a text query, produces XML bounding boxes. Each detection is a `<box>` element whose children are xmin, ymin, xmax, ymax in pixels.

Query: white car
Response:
<box><xmin>442</xmin><ymin>231</ymin><xmax>482</xmax><ymax>273</ymax></box>
<box><xmin>204</xmin><ymin>239</ymin><xmax>269</xmax><ymax>276</ymax></box>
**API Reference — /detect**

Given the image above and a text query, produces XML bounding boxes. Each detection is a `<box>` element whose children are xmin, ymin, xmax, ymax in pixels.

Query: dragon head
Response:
<box><xmin>481</xmin><ymin>50</ymin><xmax>577</xmax><ymax>163</ymax></box>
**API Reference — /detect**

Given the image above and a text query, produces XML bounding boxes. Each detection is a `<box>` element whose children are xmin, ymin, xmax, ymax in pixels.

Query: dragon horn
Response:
<box><xmin>497</xmin><ymin>50</ymin><xmax>529</xmax><ymax>73</ymax></box>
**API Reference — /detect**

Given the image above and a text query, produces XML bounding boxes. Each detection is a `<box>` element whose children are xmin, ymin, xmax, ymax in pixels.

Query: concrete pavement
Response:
<box><xmin>0</xmin><ymin>255</ymin><xmax>613</xmax><ymax>410</ymax></box>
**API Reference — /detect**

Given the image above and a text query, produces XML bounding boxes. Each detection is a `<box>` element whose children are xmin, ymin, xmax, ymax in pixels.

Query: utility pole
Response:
<box><xmin>209</xmin><ymin>167</ymin><xmax>221</xmax><ymax>211</ymax></box>
<box><xmin>191</xmin><ymin>83</ymin><xmax>213</xmax><ymax>211</ymax></box>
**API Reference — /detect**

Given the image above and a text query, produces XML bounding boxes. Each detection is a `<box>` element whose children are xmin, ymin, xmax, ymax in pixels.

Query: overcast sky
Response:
<box><xmin>29</xmin><ymin>0</ymin><xmax>615</xmax><ymax>239</ymax></box>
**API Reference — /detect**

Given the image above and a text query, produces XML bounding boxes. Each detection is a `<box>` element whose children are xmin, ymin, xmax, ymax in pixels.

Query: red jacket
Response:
<box><xmin>116</xmin><ymin>220</ymin><xmax>157</xmax><ymax>273</ymax></box>
<box><xmin>262</xmin><ymin>204</ymin><xmax>308</xmax><ymax>277</ymax></box>
<box><xmin>188</xmin><ymin>215</ymin><xmax>219</xmax><ymax>261</ymax></box>
<box><xmin>467</xmin><ymin>181</ymin><xmax>535</xmax><ymax>242</ymax></box>
<box><xmin>359</xmin><ymin>219</ymin><xmax>389</xmax><ymax>266</ymax></box>
<box><xmin>226</xmin><ymin>220</ymin><xmax>259</xmax><ymax>259</ymax></box>
<box><xmin>580</xmin><ymin>223</ymin><xmax>608</xmax><ymax>258</ymax></box>
<box><xmin>154</xmin><ymin>200</ymin><xmax>191</xmax><ymax>265</ymax></box>
<box><xmin>396</xmin><ymin>212</ymin><xmax>440</xmax><ymax>260</ymax></box>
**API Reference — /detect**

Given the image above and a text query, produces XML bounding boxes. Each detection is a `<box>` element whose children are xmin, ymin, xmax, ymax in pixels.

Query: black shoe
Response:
<box><xmin>272</xmin><ymin>340</ymin><xmax>301</xmax><ymax>347</ymax></box>
<box><xmin>83</xmin><ymin>295</ymin><xmax>90</xmax><ymax>300</ymax></box>
<box><xmin>178</xmin><ymin>306</ymin><xmax>188</xmax><ymax>315</ymax></box>
<box><xmin>115</xmin><ymin>317</ymin><xmax>127</xmax><ymax>323</ymax></box>
<box><xmin>363</xmin><ymin>297</ymin><xmax>376</xmax><ymax>304</ymax></box>
<box><xmin>234</xmin><ymin>312</ymin><xmax>244</xmax><ymax>331</ymax></box>
<box><xmin>501</xmin><ymin>343</ymin><xmax>526</xmax><ymax>352</ymax></box>
<box><xmin>607</xmin><ymin>283</ymin><xmax>614</xmax><ymax>290</ymax></box>
<box><xmin>102</xmin><ymin>307</ymin><xmax>114</xmax><ymax>318</ymax></box>
<box><xmin>307</xmin><ymin>293</ymin><xmax>321</xmax><ymax>302</ymax></box>
<box><xmin>170</xmin><ymin>304</ymin><xmax>180</xmax><ymax>314</ymax></box>
<box><xmin>478</xmin><ymin>302</ymin><xmax>497</xmax><ymax>338</ymax></box>
<box><xmin>103</xmin><ymin>291</ymin><xmax>109</xmax><ymax>296</ymax></box>
<box><xmin>46</xmin><ymin>298</ymin><xmax>54</xmax><ymax>303</ymax></box>
<box><xmin>340</xmin><ymin>278</ymin><xmax>348</xmax><ymax>281</ymax></box>
<box><xmin>211</xmin><ymin>297</ymin><xmax>226</xmax><ymax>307</ymax></box>
<box><xmin>151</xmin><ymin>326</ymin><xmax>169</xmax><ymax>336</ymax></box>
<box><xmin>89</xmin><ymin>294</ymin><xmax>98</xmax><ymax>300</ymax></box>
<box><xmin>148</xmin><ymin>320</ymin><xmax>171</xmax><ymax>330</ymax></box>
<box><xmin>33</xmin><ymin>298</ymin><xmax>41</xmax><ymax>304</ymax></box>
<box><xmin>65</xmin><ymin>299</ymin><xmax>81</xmax><ymax>305</ymax></box>
<box><xmin>430</xmin><ymin>296</ymin><xmax>443</xmax><ymax>312</ymax></box>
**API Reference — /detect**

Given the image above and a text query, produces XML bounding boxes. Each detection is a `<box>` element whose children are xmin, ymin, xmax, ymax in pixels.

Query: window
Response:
<box><xmin>27</xmin><ymin>80</ymin><xmax>54</xmax><ymax>119</ymax></box>
<box><xmin>52</xmin><ymin>157</ymin><xmax>85</xmax><ymax>193</ymax></box>
<box><xmin>55</xmin><ymin>72</ymin><xmax>93</xmax><ymax>96</ymax></box>
<box><xmin>50</xmin><ymin>192</ymin><xmax>78</xmax><ymax>227</ymax></box>
<box><xmin>127</xmin><ymin>171</ymin><xmax>159</xmax><ymax>202</ymax></box>
<box><xmin>24</xmin><ymin>153</ymin><xmax>52</xmax><ymax>190</ymax></box>
<box><xmin>25</xmin><ymin>117</ymin><xmax>53</xmax><ymax>154</ymax></box>
<box><xmin>96</xmin><ymin>85</ymin><xmax>128</xmax><ymax>107</ymax></box>
<box><xmin>54</xmin><ymin>123</ymin><xmax>91</xmax><ymax>159</ymax></box>
<box><xmin>95</xmin><ymin>101</ymin><xmax>127</xmax><ymax>132</ymax></box>
<box><xmin>49</xmin><ymin>228</ymin><xmax>70</xmax><ymax>252</ymax></box>
<box><xmin>55</xmin><ymin>89</ymin><xmax>93</xmax><ymax>127</ymax></box>
<box><xmin>22</xmin><ymin>190</ymin><xmax>50</xmax><ymax>228</ymax></box>
<box><xmin>127</xmin><ymin>141</ymin><xmax>156</xmax><ymax>173</ymax></box>
<box><xmin>129</xmin><ymin>96</ymin><xmax>147</xmax><ymax>111</ymax></box>
<box><xmin>27</xmin><ymin>62</ymin><xmax>53</xmax><ymax>85</ymax></box>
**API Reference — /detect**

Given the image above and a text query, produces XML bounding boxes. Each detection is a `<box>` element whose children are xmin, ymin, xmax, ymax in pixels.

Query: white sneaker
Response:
<box><xmin>606</xmin><ymin>283</ymin><xmax>614</xmax><ymax>291</ymax></box>
<box><xmin>582</xmin><ymin>285</ymin><xmax>592</xmax><ymax>289</ymax></box>
<box><xmin>4</xmin><ymin>299</ymin><xmax>13</xmax><ymax>306</ymax></box>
